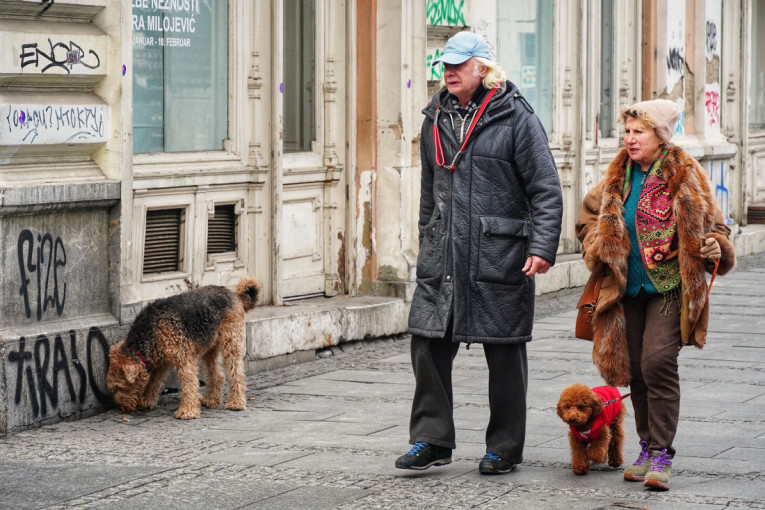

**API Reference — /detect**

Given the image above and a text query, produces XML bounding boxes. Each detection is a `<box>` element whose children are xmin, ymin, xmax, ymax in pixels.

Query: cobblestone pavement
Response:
<box><xmin>2</xmin><ymin>253</ymin><xmax>764</xmax><ymax>509</ymax></box>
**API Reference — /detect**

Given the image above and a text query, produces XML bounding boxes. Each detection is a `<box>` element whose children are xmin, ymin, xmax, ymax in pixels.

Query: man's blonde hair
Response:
<box><xmin>438</xmin><ymin>57</ymin><xmax>508</xmax><ymax>90</ymax></box>
<box><xmin>475</xmin><ymin>57</ymin><xmax>507</xmax><ymax>89</ymax></box>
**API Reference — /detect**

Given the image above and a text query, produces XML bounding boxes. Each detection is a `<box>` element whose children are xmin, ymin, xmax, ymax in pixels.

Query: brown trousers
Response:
<box><xmin>623</xmin><ymin>289</ymin><xmax>681</xmax><ymax>457</ymax></box>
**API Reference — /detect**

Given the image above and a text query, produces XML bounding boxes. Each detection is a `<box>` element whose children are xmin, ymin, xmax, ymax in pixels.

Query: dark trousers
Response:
<box><xmin>623</xmin><ymin>289</ymin><xmax>681</xmax><ymax>456</ymax></box>
<box><xmin>407</xmin><ymin>334</ymin><xmax>528</xmax><ymax>463</ymax></box>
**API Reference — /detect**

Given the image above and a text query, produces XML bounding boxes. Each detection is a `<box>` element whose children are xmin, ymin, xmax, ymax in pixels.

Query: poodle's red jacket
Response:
<box><xmin>568</xmin><ymin>386</ymin><xmax>622</xmax><ymax>443</ymax></box>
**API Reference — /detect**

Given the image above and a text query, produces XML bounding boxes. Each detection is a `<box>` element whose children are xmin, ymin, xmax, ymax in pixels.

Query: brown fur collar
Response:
<box><xmin>584</xmin><ymin>145</ymin><xmax>735</xmax><ymax>386</ymax></box>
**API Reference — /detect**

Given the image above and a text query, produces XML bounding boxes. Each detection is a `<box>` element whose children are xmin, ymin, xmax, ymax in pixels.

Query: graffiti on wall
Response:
<box><xmin>1</xmin><ymin>103</ymin><xmax>108</xmax><ymax>144</ymax></box>
<box><xmin>665</xmin><ymin>3</ymin><xmax>685</xmax><ymax>95</ymax></box>
<box><xmin>706</xmin><ymin>21</ymin><xmax>717</xmax><ymax>54</ymax></box>
<box><xmin>708</xmin><ymin>160</ymin><xmax>734</xmax><ymax>225</ymax></box>
<box><xmin>7</xmin><ymin>328</ymin><xmax>112</xmax><ymax>418</ymax></box>
<box><xmin>426</xmin><ymin>0</ymin><xmax>467</xmax><ymax>26</ymax></box>
<box><xmin>704</xmin><ymin>3</ymin><xmax>722</xmax><ymax>132</ymax></box>
<box><xmin>426</xmin><ymin>48</ymin><xmax>444</xmax><ymax>82</ymax></box>
<box><xmin>6</xmin><ymin>229</ymin><xmax>114</xmax><ymax>421</ymax></box>
<box><xmin>666</xmin><ymin>48</ymin><xmax>684</xmax><ymax>75</ymax></box>
<box><xmin>17</xmin><ymin>230</ymin><xmax>67</xmax><ymax>321</ymax></box>
<box><xmin>19</xmin><ymin>39</ymin><xmax>101</xmax><ymax>73</ymax></box>
<box><xmin>37</xmin><ymin>0</ymin><xmax>54</xmax><ymax>17</ymax></box>
<box><xmin>705</xmin><ymin>88</ymin><xmax>720</xmax><ymax>126</ymax></box>
<box><xmin>674</xmin><ymin>110</ymin><xmax>685</xmax><ymax>136</ymax></box>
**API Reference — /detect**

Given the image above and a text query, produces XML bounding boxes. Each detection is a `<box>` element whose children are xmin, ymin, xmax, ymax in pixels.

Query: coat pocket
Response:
<box><xmin>416</xmin><ymin>212</ymin><xmax>445</xmax><ymax>279</ymax></box>
<box><xmin>477</xmin><ymin>216</ymin><xmax>529</xmax><ymax>285</ymax></box>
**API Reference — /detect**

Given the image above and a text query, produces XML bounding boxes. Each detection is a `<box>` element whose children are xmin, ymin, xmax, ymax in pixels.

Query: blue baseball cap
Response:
<box><xmin>432</xmin><ymin>31</ymin><xmax>492</xmax><ymax>67</ymax></box>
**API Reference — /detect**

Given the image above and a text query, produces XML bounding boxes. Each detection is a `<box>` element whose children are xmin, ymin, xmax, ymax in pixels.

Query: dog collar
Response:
<box><xmin>128</xmin><ymin>346</ymin><xmax>152</xmax><ymax>371</ymax></box>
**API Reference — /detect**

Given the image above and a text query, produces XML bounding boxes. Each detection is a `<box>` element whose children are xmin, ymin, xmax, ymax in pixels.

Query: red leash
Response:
<box><xmin>433</xmin><ymin>87</ymin><xmax>497</xmax><ymax>170</ymax></box>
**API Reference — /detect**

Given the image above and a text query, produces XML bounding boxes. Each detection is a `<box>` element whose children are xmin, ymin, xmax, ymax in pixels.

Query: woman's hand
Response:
<box><xmin>700</xmin><ymin>237</ymin><xmax>721</xmax><ymax>260</ymax></box>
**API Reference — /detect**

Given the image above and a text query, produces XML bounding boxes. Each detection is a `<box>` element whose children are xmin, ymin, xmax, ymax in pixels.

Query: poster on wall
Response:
<box><xmin>131</xmin><ymin>0</ymin><xmax>228</xmax><ymax>154</ymax></box>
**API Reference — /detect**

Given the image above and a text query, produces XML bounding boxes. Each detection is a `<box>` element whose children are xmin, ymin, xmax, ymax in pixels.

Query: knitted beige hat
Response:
<box><xmin>624</xmin><ymin>99</ymin><xmax>681</xmax><ymax>143</ymax></box>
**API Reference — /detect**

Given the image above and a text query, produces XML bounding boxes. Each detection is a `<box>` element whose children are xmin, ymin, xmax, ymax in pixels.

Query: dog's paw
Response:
<box><xmin>572</xmin><ymin>461</ymin><xmax>590</xmax><ymax>475</ymax></box>
<box><xmin>201</xmin><ymin>396</ymin><xmax>222</xmax><ymax>409</ymax></box>
<box><xmin>174</xmin><ymin>407</ymin><xmax>201</xmax><ymax>420</ymax></box>
<box><xmin>224</xmin><ymin>399</ymin><xmax>246</xmax><ymax>411</ymax></box>
<box><xmin>608</xmin><ymin>457</ymin><xmax>623</xmax><ymax>468</ymax></box>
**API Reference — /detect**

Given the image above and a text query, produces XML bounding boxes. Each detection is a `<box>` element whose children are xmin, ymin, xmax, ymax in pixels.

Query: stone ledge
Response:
<box><xmin>245</xmin><ymin>296</ymin><xmax>409</xmax><ymax>363</ymax></box>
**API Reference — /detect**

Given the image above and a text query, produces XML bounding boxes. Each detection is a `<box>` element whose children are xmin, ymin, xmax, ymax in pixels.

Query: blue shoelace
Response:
<box><xmin>406</xmin><ymin>442</ymin><xmax>428</xmax><ymax>455</ymax></box>
<box><xmin>484</xmin><ymin>452</ymin><xmax>501</xmax><ymax>460</ymax></box>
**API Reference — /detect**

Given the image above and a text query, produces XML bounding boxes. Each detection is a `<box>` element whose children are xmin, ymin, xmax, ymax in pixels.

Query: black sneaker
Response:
<box><xmin>479</xmin><ymin>452</ymin><xmax>516</xmax><ymax>475</ymax></box>
<box><xmin>395</xmin><ymin>442</ymin><xmax>452</xmax><ymax>470</ymax></box>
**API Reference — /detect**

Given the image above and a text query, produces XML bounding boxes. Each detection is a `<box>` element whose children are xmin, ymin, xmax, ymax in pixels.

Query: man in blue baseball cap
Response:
<box><xmin>395</xmin><ymin>31</ymin><xmax>563</xmax><ymax>476</ymax></box>
<box><xmin>432</xmin><ymin>31</ymin><xmax>493</xmax><ymax>66</ymax></box>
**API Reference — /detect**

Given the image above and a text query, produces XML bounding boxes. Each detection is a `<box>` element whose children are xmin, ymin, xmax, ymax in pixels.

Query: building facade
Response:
<box><xmin>0</xmin><ymin>0</ymin><xmax>763</xmax><ymax>433</ymax></box>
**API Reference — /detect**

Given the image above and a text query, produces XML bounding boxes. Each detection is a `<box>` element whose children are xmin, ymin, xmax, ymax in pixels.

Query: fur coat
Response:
<box><xmin>576</xmin><ymin>145</ymin><xmax>735</xmax><ymax>386</ymax></box>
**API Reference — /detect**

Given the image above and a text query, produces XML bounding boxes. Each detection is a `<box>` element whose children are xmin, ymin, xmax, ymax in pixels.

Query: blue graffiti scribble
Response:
<box><xmin>674</xmin><ymin>110</ymin><xmax>685</xmax><ymax>136</ymax></box>
<box><xmin>709</xmin><ymin>160</ymin><xmax>734</xmax><ymax>225</ymax></box>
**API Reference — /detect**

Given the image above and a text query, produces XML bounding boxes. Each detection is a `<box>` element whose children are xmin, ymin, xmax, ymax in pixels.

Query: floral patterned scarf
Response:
<box><xmin>622</xmin><ymin>150</ymin><xmax>682</xmax><ymax>293</ymax></box>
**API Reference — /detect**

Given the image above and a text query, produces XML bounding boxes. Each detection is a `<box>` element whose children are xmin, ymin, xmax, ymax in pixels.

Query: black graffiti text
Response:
<box><xmin>706</xmin><ymin>21</ymin><xmax>718</xmax><ymax>54</ymax></box>
<box><xmin>19</xmin><ymin>39</ymin><xmax>101</xmax><ymax>73</ymax></box>
<box><xmin>666</xmin><ymin>47</ymin><xmax>685</xmax><ymax>74</ymax></box>
<box><xmin>18</xmin><ymin>230</ymin><xmax>67</xmax><ymax>321</ymax></box>
<box><xmin>7</xmin><ymin>328</ymin><xmax>112</xmax><ymax>418</ymax></box>
<box><xmin>36</xmin><ymin>0</ymin><xmax>55</xmax><ymax>17</ymax></box>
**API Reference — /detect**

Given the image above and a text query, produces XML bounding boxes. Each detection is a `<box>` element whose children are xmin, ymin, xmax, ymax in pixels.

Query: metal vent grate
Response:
<box><xmin>207</xmin><ymin>204</ymin><xmax>237</xmax><ymax>254</ymax></box>
<box><xmin>143</xmin><ymin>208</ymin><xmax>183</xmax><ymax>274</ymax></box>
<box><xmin>748</xmin><ymin>206</ymin><xmax>765</xmax><ymax>225</ymax></box>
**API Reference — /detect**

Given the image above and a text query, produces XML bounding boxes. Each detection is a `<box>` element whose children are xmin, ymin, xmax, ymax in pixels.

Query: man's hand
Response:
<box><xmin>522</xmin><ymin>255</ymin><xmax>551</xmax><ymax>276</ymax></box>
<box><xmin>700</xmin><ymin>237</ymin><xmax>721</xmax><ymax>260</ymax></box>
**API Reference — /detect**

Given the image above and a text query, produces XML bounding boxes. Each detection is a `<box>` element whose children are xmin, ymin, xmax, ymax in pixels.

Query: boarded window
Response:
<box><xmin>207</xmin><ymin>204</ymin><xmax>237</xmax><ymax>255</ymax></box>
<box><xmin>143</xmin><ymin>208</ymin><xmax>183</xmax><ymax>274</ymax></box>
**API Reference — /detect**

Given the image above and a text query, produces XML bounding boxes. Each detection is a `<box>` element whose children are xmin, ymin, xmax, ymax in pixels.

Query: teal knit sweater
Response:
<box><xmin>623</xmin><ymin>166</ymin><xmax>658</xmax><ymax>297</ymax></box>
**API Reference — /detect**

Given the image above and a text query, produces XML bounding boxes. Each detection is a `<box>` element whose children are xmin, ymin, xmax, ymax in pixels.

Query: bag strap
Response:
<box><xmin>591</xmin><ymin>271</ymin><xmax>603</xmax><ymax>305</ymax></box>
<box><xmin>577</xmin><ymin>269</ymin><xmax>604</xmax><ymax>308</ymax></box>
<box><xmin>689</xmin><ymin>258</ymin><xmax>720</xmax><ymax>335</ymax></box>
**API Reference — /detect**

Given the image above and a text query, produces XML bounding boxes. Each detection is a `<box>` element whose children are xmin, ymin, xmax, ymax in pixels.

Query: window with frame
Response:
<box><xmin>496</xmin><ymin>0</ymin><xmax>554</xmax><ymax>133</ymax></box>
<box><xmin>283</xmin><ymin>0</ymin><xmax>316</xmax><ymax>153</ymax></box>
<box><xmin>751</xmin><ymin>0</ymin><xmax>765</xmax><ymax>130</ymax></box>
<box><xmin>599</xmin><ymin>0</ymin><xmax>615</xmax><ymax>139</ymax></box>
<box><xmin>132</xmin><ymin>0</ymin><xmax>228</xmax><ymax>153</ymax></box>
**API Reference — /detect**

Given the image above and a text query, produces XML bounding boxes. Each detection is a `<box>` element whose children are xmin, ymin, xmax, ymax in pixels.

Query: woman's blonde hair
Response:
<box><xmin>438</xmin><ymin>57</ymin><xmax>508</xmax><ymax>90</ymax></box>
<box><xmin>619</xmin><ymin>107</ymin><xmax>655</xmax><ymax>128</ymax></box>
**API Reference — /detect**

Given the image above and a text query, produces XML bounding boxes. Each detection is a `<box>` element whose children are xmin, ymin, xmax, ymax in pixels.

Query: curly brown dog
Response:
<box><xmin>107</xmin><ymin>277</ymin><xmax>260</xmax><ymax>420</ymax></box>
<box><xmin>556</xmin><ymin>383</ymin><xmax>627</xmax><ymax>475</ymax></box>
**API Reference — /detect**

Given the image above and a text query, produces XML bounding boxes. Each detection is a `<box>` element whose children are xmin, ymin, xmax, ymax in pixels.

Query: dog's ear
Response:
<box><xmin>556</xmin><ymin>399</ymin><xmax>566</xmax><ymax>418</ymax></box>
<box><xmin>123</xmin><ymin>363</ymin><xmax>141</xmax><ymax>384</ymax></box>
<box><xmin>590</xmin><ymin>397</ymin><xmax>604</xmax><ymax>417</ymax></box>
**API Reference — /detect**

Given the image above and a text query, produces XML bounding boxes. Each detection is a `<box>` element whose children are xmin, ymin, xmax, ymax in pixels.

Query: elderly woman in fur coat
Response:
<box><xmin>576</xmin><ymin>99</ymin><xmax>735</xmax><ymax>491</ymax></box>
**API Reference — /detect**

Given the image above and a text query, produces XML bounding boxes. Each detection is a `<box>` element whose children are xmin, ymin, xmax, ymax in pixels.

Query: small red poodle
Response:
<box><xmin>556</xmin><ymin>383</ymin><xmax>627</xmax><ymax>475</ymax></box>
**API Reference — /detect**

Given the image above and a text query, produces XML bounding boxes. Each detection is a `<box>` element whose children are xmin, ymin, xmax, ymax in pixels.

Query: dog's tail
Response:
<box><xmin>236</xmin><ymin>277</ymin><xmax>261</xmax><ymax>312</ymax></box>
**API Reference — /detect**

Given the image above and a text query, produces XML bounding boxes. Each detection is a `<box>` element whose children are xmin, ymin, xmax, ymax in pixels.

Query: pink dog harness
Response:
<box><xmin>569</xmin><ymin>386</ymin><xmax>623</xmax><ymax>443</ymax></box>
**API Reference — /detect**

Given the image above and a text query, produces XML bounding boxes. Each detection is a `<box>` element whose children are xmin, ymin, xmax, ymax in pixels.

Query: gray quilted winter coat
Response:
<box><xmin>407</xmin><ymin>81</ymin><xmax>563</xmax><ymax>344</ymax></box>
